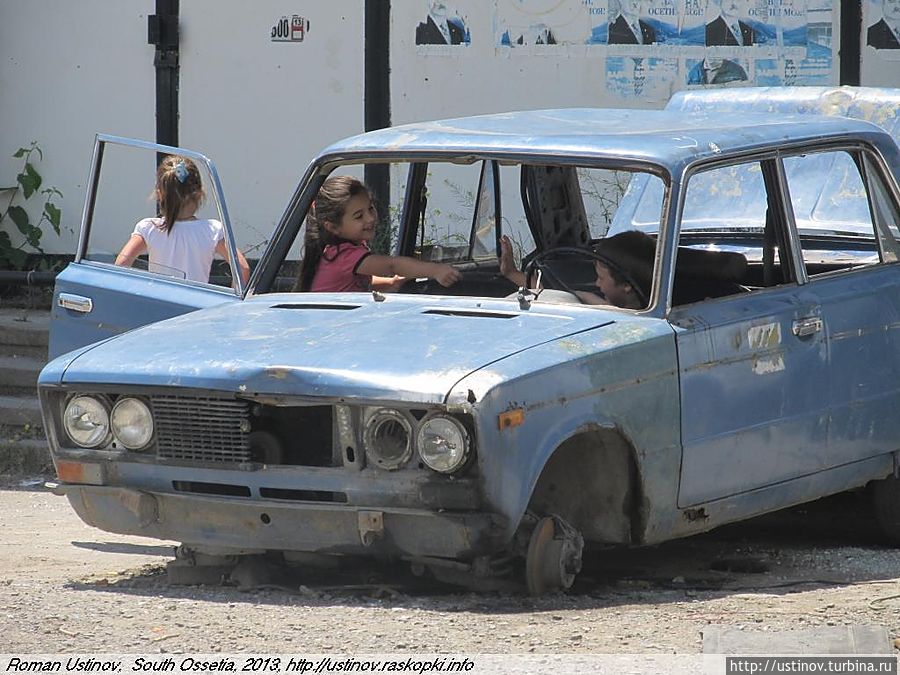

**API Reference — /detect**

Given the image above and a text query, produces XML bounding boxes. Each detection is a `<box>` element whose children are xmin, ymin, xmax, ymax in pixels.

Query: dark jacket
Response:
<box><xmin>608</xmin><ymin>15</ymin><xmax>657</xmax><ymax>44</ymax></box>
<box><xmin>868</xmin><ymin>19</ymin><xmax>900</xmax><ymax>49</ymax></box>
<box><xmin>705</xmin><ymin>16</ymin><xmax>754</xmax><ymax>46</ymax></box>
<box><xmin>687</xmin><ymin>58</ymin><xmax>748</xmax><ymax>85</ymax></box>
<box><xmin>416</xmin><ymin>15</ymin><xmax>466</xmax><ymax>45</ymax></box>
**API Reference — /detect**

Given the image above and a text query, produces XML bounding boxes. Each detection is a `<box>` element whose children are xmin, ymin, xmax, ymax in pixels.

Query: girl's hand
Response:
<box><xmin>433</xmin><ymin>264</ymin><xmax>462</xmax><ymax>287</ymax></box>
<box><xmin>371</xmin><ymin>275</ymin><xmax>408</xmax><ymax>292</ymax></box>
<box><xmin>386</xmin><ymin>275</ymin><xmax>408</xmax><ymax>291</ymax></box>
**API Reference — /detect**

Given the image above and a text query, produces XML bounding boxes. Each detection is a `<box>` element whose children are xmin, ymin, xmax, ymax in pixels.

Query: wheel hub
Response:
<box><xmin>525</xmin><ymin>515</ymin><xmax>584</xmax><ymax>595</ymax></box>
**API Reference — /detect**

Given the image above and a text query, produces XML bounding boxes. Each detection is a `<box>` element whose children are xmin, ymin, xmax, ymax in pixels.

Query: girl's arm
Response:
<box><xmin>115</xmin><ymin>234</ymin><xmax>147</xmax><ymax>267</ymax></box>
<box><xmin>370</xmin><ymin>275</ymin><xmax>407</xmax><ymax>292</ymax></box>
<box><xmin>357</xmin><ymin>254</ymin><xmax>460</xmax><ymax>287</ymax></box>
<box><xmin>215</xmin><ymin>239</ymin><xmax>251</xmax><ymax>286</ymax></box>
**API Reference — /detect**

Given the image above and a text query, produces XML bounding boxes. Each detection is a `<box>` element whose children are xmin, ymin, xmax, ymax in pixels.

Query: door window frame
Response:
<box><xmin>776</xmin><ymin>141</ymin><xmax>900</xmax><ymax>278</ymax></box>
<box><xmin>664</xmin><ymin>151</ymin><xmax>803</xmax><ymax>316</ymax></box>
<box><xmin>76</xmin><ymin>134</ymin><xmax>245</xmax><ymax>296</ymax></box>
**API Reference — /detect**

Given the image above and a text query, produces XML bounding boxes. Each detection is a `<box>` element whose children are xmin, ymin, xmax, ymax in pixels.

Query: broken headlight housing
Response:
<box><xmin>363</xmin><ymin>408</ymin><xmax>413</xmax><ymax>470</ymax></box>
<box><xmin>362</xmin><ymin>407</ymin><xmax>473</xmax><ymax>474</ymax></box>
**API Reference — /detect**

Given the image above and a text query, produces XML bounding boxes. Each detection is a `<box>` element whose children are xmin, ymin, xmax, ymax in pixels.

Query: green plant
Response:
<box><xmin>0</xmin><ymin>142</ymin><xmax>63</xmax><ymax>269</ymax></box>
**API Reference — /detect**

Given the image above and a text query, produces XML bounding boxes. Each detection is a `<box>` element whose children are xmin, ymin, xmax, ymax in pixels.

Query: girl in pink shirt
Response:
<box><xmin>295</xmin><ymin>175</ymin><xmax>460</xmax><ymax>293</ymax></box>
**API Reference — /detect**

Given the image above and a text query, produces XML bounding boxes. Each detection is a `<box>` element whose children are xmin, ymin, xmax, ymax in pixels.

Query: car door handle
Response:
<box><xmin>792</xmin><ymin>317</ymin><xmax>822</xmax><ymax>337</ymax></box>
<box><xmin>58</xmin><ymin>293</ymin><xmax>93</xmax><ymax>313</ymax></box>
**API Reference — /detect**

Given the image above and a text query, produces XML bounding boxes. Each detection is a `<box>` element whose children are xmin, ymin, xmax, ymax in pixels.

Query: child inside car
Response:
<box><xmin>294</xmin><ymin>175</ymin><xmax>461</xmax><ymax>293</ymax></box>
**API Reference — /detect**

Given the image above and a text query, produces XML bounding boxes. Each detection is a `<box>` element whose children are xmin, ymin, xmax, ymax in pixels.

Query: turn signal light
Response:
<box><xmin>55</xmin><ymin>460</ymin><xmax>105</xmax><ymax>485</ymax></box>
<box><xmin>498</xmin><ymin>408</ymin><xmax>525</xmax><ymax>430</ymax></box>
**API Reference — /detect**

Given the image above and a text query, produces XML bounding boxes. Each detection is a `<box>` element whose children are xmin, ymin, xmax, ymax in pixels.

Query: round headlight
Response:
<box><xmin>63</xmin><ymin>396</ymin><xmax>110</xmax><ymax>448</ymax></box>
<box><xmin>111</xmin><ymin>397</ymin><xmax>154</xmax><ymax>450</ymax></box>
<box><xmin>417</xmin><ymin>415</ymin><xmax>470</xmax><ymax>474</ymax></box>
<box><xmin>364</xmin><ymin>409</ymin><xmax>412</xmax><ymax>470</ymax></box>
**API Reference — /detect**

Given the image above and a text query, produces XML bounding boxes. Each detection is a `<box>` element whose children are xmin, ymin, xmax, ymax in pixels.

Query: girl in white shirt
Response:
<box><xmin>115</xmin><ymin>156</ymin><xmax>249</xmax><ymax>286</ymax></box>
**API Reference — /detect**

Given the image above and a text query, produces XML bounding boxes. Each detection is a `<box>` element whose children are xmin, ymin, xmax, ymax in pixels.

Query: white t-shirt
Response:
<box><xmin>132</xmin><ymin>217</ymin><xmax>225</xmax><ymax>283</ymax></box>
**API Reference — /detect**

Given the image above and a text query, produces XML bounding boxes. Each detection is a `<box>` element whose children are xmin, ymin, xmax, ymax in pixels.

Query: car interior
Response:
<box><xmin>263</xmin><ymin>150</ymin><xmax>894</xmax><ymax>309</ymax></box>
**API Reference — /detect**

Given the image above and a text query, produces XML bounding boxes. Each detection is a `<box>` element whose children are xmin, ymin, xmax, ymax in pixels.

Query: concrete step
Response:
<box><xmin>0</xmin><ymin>395</ymin><xmax>42</xmax><ymax>428</ymax></box>
<box><xmin>0</xmin><ymin>308</ymin><xmax>50</xmax><ymax>476</ymax></box>
<box><xmin>0</xmin><ymin>308</ymin><xmax>50</xmax><ymax>349</ymax></box>
<box><xmin>0</xmin><ymin>343</ymin><xmax>46</xmax><ymax>360</ymax></box>
<box><xmin>0</xmin><ymin>354</ymin><xmax>44</xmax><ymax>390</ymax></box>
<box><xmin>0</xmin><ymin>436</ymin><xmax>52</xmax><ymax>477</ymax></box>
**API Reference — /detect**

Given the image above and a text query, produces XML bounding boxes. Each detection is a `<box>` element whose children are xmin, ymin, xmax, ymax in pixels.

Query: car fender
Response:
<box><xmin>451</xmin><ymin>320</ymin><xmax>681</xmax><ymax>543</ymax></box>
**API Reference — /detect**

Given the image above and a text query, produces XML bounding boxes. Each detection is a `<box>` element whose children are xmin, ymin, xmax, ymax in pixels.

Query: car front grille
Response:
<box><xmin>151</xmin><ymin>395</ymin><xmax>250</xmax><ymax>464</ymax></box>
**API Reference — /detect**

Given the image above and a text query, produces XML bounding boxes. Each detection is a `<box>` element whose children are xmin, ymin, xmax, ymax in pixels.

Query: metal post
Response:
<box><xmin>148</xmin><ymin>0</ymin><xmax>180</xmax><ymax>159</ymax></box>
<box><xmin>365</xmin><ymin>1</ymin><xmax>392</xmax><ymax>253</ymax></box>
<box><xmin>840</xmin><ymin>0</ymin><xmax>861</xmax><ymax>85</ymax></box>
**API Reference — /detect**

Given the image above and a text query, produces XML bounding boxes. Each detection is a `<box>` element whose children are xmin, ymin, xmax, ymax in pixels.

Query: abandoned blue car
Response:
<box><xmin>39</xmin><ymin>87</ymin><xmax>900</xmax><ymax>593</ymax></box>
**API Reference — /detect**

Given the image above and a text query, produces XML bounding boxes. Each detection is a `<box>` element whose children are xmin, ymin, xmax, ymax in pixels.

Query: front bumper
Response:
<box><xmin>53</xmin><ymin>484</ymin><xmax>504</xmax><ymax>559</ymax></box>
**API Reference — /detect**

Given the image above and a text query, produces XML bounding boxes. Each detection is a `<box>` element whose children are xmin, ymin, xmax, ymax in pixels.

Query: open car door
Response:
<box><xmin>48</xmin><ymin>135</ymin><xmax>245</xmax><ymax>359</ymax></box>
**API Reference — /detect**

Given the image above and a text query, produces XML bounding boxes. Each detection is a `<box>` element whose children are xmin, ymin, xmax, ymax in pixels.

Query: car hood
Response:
<box><xmin>57</xmin><ymin>293</ymin><xmax>622</xmax><ymax>403</ymax></box>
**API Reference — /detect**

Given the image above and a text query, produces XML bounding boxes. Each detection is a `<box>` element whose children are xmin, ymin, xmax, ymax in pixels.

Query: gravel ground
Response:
<box><xmin>2</xmin><ymin>481</ymin><xmax>900</xmax><ymax>655</ymax></box>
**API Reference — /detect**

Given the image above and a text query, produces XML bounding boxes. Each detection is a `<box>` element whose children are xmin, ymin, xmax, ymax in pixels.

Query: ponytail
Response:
<box><xmin>156</xmin><ymin>156</ymin><xmax>203</xmax><ymax>234</ymax></box>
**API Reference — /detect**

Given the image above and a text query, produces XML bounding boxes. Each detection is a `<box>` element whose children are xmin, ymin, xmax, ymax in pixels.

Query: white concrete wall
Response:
<box><xmin>178</xmin><ymin>2</ymin><xmax>365</xmax><ymax>255</ymax></box>
<box><xmin>4</xmin><ymin>1</ymin><xmax>899</xmax><ymax>258</ymax></box>
<box><xmin>0</xmin><ymin>1</ymin><xmax>156</xmax><ymax>255</ymax></box>
<box><xmin>391</xmin><ymin>0</ymin><xmax>841</xmax><ymax>127</ymax></box>
<box><xmin>0</xmin><ymin>1</ymin><xmax>364</xmax><ymax>257</ymax></box>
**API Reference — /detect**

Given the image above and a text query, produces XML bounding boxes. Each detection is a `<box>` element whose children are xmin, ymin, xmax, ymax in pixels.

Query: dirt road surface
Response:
<box><xmin>2</xmin><ymin>480</ymin><xmax>900</xmax><ymax>655</ymax></box>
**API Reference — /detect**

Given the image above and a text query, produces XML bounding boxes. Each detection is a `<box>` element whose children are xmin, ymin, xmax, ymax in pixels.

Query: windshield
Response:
<box><xmin>261</xmin><ymin>158</ymin><xmax>667</xmax><ymax>311</ymax></box>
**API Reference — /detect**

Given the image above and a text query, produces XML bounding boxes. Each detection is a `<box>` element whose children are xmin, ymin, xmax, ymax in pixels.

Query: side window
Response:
<box><xmin>864</xmin><ymin>153</ymin><xmax>900</xmax><ymax>263</ymax></box>
<box><xmin>675</xmin><ymin>161</ymin><xmax>775</xmax><ymax>305</ymax></box>
<box><xmin>84</xmin><ymin>142</ymin><xmax>238</xmax><ymax>290</ymax></box>
<box><xmin>496</xmin><ymin>165</ymin><xmax>535</xmax><ymax>271</ymax></box>
<box><xmin>578</xmin><ymin>168</ymin><xmax>634</xmax><ymax>239</ymax></box>
<box><xmin>469</xmin><ymin>160</ymin><xmax>499</xmax><ymax>259</ymax></box>
<box><xmin>416</xmin><ymin>161</ymin><xmax>486</xmax><ymax>263</ymax></box>
<box><xmin>782</xmin><ymin>149</ymin><xmax>898</xmax><ymax>275</ymax></box>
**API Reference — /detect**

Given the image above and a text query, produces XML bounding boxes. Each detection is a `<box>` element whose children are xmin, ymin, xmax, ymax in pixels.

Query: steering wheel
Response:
<box><xmin>522</xmin><ymin>246</ymin><xmax>604</xmax><ymax>298</ymax></box>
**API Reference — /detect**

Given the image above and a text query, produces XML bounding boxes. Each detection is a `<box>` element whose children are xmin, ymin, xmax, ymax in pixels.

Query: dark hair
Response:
<box><xmin>294</xmin><ymin>175</ymin><xmax>373</xmax><ymax>292</ymax></box>
<box><xmin>156</xmin><ymin>155</ymin><xmax>203</xmax><ymax>234</ymax></box>
<box><xmin>593</xmin><ymin>230</ymin><xmax>656</xmax><ymax>305</ymax></box>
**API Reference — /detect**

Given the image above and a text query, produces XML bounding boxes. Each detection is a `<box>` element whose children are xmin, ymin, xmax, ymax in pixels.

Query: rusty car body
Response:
<box><xmin>39</xmin><ymin>87</ymin><xmax>900</xmax><ymax>592</ymax></box>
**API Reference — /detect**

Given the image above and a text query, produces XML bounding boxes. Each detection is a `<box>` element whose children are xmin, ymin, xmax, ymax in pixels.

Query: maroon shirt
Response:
<box><xmin>310</xmin><ymin>241</ymin><xmax>372</xmax><ymax>292</ymax></box>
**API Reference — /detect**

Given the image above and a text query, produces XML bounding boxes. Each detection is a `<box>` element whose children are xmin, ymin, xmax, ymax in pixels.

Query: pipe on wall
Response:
<box><xmin>149</xmin><ymin>0</ymin><xmax>180</xmax><ymax>157</ymax></box>
<box><xmin>365</xmin><ymin>1</ymin><xmax>392</xmax><ymax>253</ymax></box>
<box><xmin>840</xmin><ymin>0</ymin><xmax>861</xmax><ymax>86</ymax></box>
<box><xmin>0</xmin><ymin>270</ymin><xmax>57</xmax><ymax>285</ymax></box>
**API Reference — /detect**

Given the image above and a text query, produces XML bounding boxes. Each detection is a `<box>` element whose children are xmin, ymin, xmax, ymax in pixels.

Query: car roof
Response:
<box><xmin>317</xmin><ymin>100</ymin><xmax>888</xmax><ymax>170</ymax></box>
<box><xmin>667</xmin><ymin>86</ymin><xmax>900</xmax><ymax>144</ymax></box>
<box><xmin>610</xmin><ymin>87</ymin><xmax>900</xmax><ymax>238</ymax></box>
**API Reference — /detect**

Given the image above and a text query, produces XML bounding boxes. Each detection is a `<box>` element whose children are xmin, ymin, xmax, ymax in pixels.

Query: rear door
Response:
<box><xmin>782</xmin><ymin>146</ymin><xmax>900</xmax><ymax>466</ymax></box>
<box><xmin>672</xmin><ymin>157</ymin><xmax>830</xmax><ymax>506</ymax></box>
<box><xmin>49</xmin><ymin>135</ymin><xmax>245</xmax><ymax>359</ymax></box>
